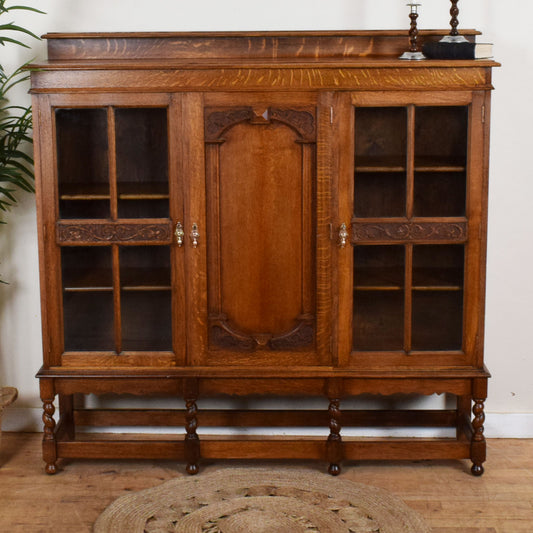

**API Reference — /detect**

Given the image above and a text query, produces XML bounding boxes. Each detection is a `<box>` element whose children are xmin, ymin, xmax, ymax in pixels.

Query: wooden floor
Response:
<box><xmin>0</xmin><ymin>433</ymin><xmax>531</xmax><ymax>532</ymax></box>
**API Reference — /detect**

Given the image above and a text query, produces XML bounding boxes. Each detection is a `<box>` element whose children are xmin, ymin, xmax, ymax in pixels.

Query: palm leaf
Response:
<box><xmin>0</xmin><ymin>22</ymin><xmax>40</xmax><ymax>40</ymax></box>
<box><xmin>1</xmin><ymin>5</ymin><xmax>45</xmax><ymax>15</ymax></box>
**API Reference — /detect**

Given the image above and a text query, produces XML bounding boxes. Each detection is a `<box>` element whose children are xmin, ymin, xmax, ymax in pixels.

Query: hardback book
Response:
<box><xmin>422</xmin><ymin>41</ymin><xmax>493</xmax><ymax>60</ymax></box>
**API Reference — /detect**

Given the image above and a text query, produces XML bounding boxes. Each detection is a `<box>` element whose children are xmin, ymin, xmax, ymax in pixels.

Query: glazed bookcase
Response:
<box><xmin>30</xmin><ymin>30</ymin><xmax>497</xmax><ymax>475</ymax></box>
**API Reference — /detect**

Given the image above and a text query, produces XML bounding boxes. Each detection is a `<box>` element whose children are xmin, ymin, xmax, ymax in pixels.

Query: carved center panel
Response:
<box><xmin>205</xmin><ymin>106</ymin><xmax>316</xmax><ymax>352</ymax></box>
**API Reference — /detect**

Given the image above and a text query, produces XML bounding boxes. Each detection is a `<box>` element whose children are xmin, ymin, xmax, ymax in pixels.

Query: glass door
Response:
<box><xmin>347</xmin><ymin>99</ymin><xmax>474</xmax><ymax>366</ymax></box>
<box><xmin>54</xmin><ymin>101</ymin><xmax>183</xmax><ymax>366</ymax></box>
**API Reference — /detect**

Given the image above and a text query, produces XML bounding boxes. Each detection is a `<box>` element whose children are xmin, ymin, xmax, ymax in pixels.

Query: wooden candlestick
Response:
<box><xmin>441</xmin><ymin>0</ymin><xmax>469</xmax><ymax>43</ymax></box>
<box><xmin>400</xmin><ymin>3</ymin><xmax>426</xmax><ymax>60</ymax></box>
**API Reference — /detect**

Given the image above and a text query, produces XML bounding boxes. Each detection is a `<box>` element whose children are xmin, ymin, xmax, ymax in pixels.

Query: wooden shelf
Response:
<box><xmin>415</xmin><ymin>165</ymin><xmax>466</xmax><ymax>173</ymax></box>
<box><xmin>122</xmin><ymin>285</ymin><xmax>171</xmax><ymax>291</ymax></box>
<box><xmin>119</xmin><ymin>267</ymin><xmax>170</xmax><ymax>289</ymax></box>
<box><xmin>354</xmin><ymin>156</ymin><xmax>406</xmax><ymax>173</ymax></box>
<box><xmin>62</xmin><ymin>267</ymin><xmax>112</xmax><ymax>292</ymax></box>
<box><xmin>354</xmin><ymin>267</ymin><xmax>463</xmax><ymax>292</ymax></box>
<box><xmin>413</xmin><ymin>267</ymin><xmax>463</xmax><ymax>288</ymax></box>
<box><xmin>354</xmin><ymin>156</ymin><xmax>466</xmax><ymax>174</ymax></box>
<box><xmin>59</xmin><ymin>183</ymin><xmax>110</xmax><ymax>200</ymax></box>
<box><xmin>60</xmin><ymin>182</ymin><xmax>169</xmax><ymax>201</ymax></box>
<box><xmin>412</xmin><ymin>286</ymin><xmax>462</xmax><ymax>292</ymax></box>
<box><xmin>354</xmin><ymin>286</ymin><xmax>403</xmax><ymax>291</ymax></box>
<box><xmin>118</xmin><ymin>181</ymin><xmax>169</xmax><ymax>200</ymax></box>
<box><xmin>63</xmin><ymin>267</ymin><xmax>171</xmax><ymax>292</ymax></box>
<box><xmin>354</xmin><ymin>267</ymin><xmax>404</xmax><ymax>288</ymax></box>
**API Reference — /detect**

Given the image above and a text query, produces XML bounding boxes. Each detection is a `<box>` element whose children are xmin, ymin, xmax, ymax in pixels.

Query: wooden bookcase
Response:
<box><xmin>31</xmin><ymin>30</ymin><xmax>497</xmax><ymax>475</ymax></box>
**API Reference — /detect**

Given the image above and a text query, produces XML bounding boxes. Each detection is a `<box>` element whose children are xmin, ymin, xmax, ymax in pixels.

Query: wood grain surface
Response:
<box><xmin>0</xmin><ymin>433</ymin><xmax>531</xmax><ymax>532</ymax></box>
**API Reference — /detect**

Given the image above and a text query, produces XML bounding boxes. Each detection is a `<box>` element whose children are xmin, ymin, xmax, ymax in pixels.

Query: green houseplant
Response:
<box><xmin>0</xmin><ymin>0</ymin><xmax>43</xmax><ymax>222</ymax></box>
<box><xmin>0</xmin><ymin>0</ymin><xmax>42</xmax><ymax>436</ymax></box>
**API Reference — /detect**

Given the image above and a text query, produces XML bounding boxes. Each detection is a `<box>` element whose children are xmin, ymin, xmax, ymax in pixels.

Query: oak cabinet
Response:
<box><xmin>31</xmin><ymin>31</ymin><xmax>496</xmax><ymax>475</ymax></box>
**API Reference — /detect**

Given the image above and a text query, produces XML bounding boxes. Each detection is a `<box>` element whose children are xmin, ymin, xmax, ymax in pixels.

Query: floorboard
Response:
<box><xmin>0</xmin><ymin>433</ymin><xmax>531</xmax><ymax>532</ymax></box>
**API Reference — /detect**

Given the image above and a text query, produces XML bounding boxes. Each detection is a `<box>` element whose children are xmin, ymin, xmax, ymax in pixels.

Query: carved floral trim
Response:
<box><xmin>57</xmin><ymin>222</ymin><xmax>172</xmax><ymax>244</ymax></box>
<box><xmin>351</xmin><ymin>221</ymin><xmax>468</xmax><ymax>242</ymax></box>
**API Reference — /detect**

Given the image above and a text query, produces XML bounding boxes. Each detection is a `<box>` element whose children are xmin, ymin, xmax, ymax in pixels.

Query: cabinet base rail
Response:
<box><xmin>39</xmin><ymin>379</ymin><xmax>487</xmax><ymax>478</ymax></box>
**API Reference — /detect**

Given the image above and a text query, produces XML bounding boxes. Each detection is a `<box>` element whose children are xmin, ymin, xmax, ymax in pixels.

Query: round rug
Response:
<box><xmin>94</xmin><ymin>468</ymin><xmax>430</xmax><ymax>533</ymax></box>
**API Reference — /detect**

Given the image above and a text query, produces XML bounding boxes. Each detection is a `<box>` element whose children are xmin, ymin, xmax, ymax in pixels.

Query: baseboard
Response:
<box><xmin>3</xmin><ymin>407</ymin><xmax>532</xmax><ymax>438</ymax></box>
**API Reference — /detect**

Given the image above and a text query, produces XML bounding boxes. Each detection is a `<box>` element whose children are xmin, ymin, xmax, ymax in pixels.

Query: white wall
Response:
<box><xmin>2</xmin><ymin>0</ymin><xmax>532</xmax><ymax>436</ymax></box>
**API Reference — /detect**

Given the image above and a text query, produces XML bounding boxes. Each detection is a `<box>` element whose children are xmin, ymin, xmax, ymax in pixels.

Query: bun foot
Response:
<box><xmin>186</xmin><ymin>463</ymin><xmax>199</xmax><ymax>475</ymax></box>
<box><xmin>45</xmin><ymin>463</ymin><xmax>57</xmax><ymax>475</ymax></box>
<box><xmin>471</xmin><ymin>464</ymin><xmax>484</xmax><ymax>476</ymax></box>
<box><xmin>328</xmin><ymin>463</ymin><xmax>341</xmax><ymax>476</ymax></box>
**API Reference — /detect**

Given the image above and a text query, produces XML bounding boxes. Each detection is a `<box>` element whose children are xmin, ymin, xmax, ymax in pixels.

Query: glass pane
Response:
<box><xmin>415</xmin><ymin>106</ymin><xmax>468</xmax><ymax>167</ymax></box>
<box><xmin>353</xmin><ymin>245</ymin><xmax>404</xmax><ymax>351</ymax></box>
<box><xmin>354</xmin><ymin>245</ymin><xmax>404</xmax><ymax>289</ymax></box>
<box><xmin>412</xmin><ymin>292</ymin><xmax>463</xmax><ymax>351</ymax></box>
<box><xmin>354</xmin><ymin>107</ymin><xmax>407</xmax><ymax>218</ymax></box>
<box><xmin>412</xmin><ymin>245</ymin><xmax>464</xmax><ymax>351</ymax></box>
<box><xmin>120</xmin><ymin>246</ymin><xmax>171</xmax><ymax>351</ymax></box>
<box><xmin>353</xmin><ymin>292</ymin><xmax>404</xmax><ymax>351</ymax></box>
<box><xmin>62</xmin><ymin>247</ymin><xmax>112</xmax><ymax>290</ymax></box>
<box><xmin>61</xmin><ymin>247</ymin><xmax>114</xmax><ymax>352</ymax></box>
<box><xmin>414</xmin><ymin>171</ymin><xmax>466</xmax><ymax>217</ymax></box>
<box><xmin>121</xmin><ymin>292</ymin><xmax>172</xmax><ymax>351</ymax></box>
<box><xmin>355</xmin><ymin>172</ymin><xmax>406</xmax><ymax>217</ymax></box>
<box><xmin>56</xmin><ymin>109</ymin><xmax>109</xmax><ymax>219</ymax></box>
<box><xmin>413</xmin><ymin>245</ymin><xmax>464</xmax><ymax>288</ymax></box>
<box><xmin>63</xmin><ymin>292</ymin><xmax>114</xmax><ymax>351</ymax></box>
<box><xmin>355</xmin><ymin>107</ymin><xmax>408</xmax><ymax>165</ymax></box>
<box><xmin>116</xmin><ymin>108</ymin><xmax>169</xmax><ymax>218</ymax></box>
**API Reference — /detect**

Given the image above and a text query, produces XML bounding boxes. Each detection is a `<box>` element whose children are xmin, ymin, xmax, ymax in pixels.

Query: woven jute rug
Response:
<box><xmin>94</xmin><ymin>467</ymin><xmax>431</xmax><ymax>532</ymax></box>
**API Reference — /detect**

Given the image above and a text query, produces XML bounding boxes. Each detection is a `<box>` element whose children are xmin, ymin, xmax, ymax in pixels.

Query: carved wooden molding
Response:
<box><xmin>205</xmin><ymin>107</ymin><xmax>316</xmax><ymax>142</ymax></box>
<box><xmin>209</xmin><ymin>315</ymin><xmax>314</xmax><ymax>352</ymax></box>
<box><xmin>204</xmin><ymin>108</ymin><xmax>253</xmax><ymax>140</ymax></box>
<box><xmin>31</xmin><ymin>67</ymin><xmax>492</xmax><ymax>94</ymax></box>
<box><xmin>270</xmin><ymin>108</ymin><xmax>315</xmax><ymax>139</ymax></box>
<box><xmin>351</xmin><ymin>221</ymin><xmax>468</xmax><ymax>243</ymax></box>
<box><xmin>57</xmin><ymin>221</ymin><xmax>172</xmax><ymax>244</ymax></box>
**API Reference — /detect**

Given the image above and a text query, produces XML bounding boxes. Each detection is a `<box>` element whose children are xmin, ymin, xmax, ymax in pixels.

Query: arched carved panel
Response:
<box><xmin>205</xmin><ymin>107</ymin><xmax>316</xmax><ymax>142</ymax></box>
<box><xmin>209</xmin><ymin>314</ymin><xmax>314</xmax><ymax>352</ymax></box>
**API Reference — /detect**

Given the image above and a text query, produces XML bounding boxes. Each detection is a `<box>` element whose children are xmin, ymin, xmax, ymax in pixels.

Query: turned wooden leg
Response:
<box><xmin>327</xmin><ymin>398</ymin><xmax>342</xmax><ymax>476</ymax></box>
<box><xmin>42</xmin><ymin>397</ymin><xmax>57</xmax><ymax>475</ymax></box>
<box><xmin>40</xmin><ymin>379</ymin><xmax>58</xmax><ymax>475</ymax></box>
<box><xmin>185</xmin><ymin>398</ymin><xmax>200</xmax><ymax>475</ymax></box>
<box><xmin>471</xmin><ymin>397</ymin><xmax>486</xmax><ymax>476</ymax></box>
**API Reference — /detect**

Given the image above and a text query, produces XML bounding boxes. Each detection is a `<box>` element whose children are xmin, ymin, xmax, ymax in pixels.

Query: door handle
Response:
<box><xmin>338</xmin><ymin>223</ymin><xmax>349</xmax><ymax>248</ymax></box>
<box><xmin>190</xmin><ymin>223</ymin><xmax>200</xmax><ymax>248</ymax></box>
<box><xmin>175</xmin><ymin>222</ymin><xmax>185</xmax><ymax>247</ymax></box>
